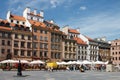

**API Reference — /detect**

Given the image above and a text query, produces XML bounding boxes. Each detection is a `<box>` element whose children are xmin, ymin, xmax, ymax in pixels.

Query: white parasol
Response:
<box><xmin>30</xmin><ymin>60</ymin><xmax>45</xmax><ymax>64</ymax></box>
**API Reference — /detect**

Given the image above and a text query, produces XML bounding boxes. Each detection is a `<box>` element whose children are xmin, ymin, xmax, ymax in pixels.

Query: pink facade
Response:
<box><xmin>111</xmin><ymin>39</ymin><xmax>120</xmax><ymax>66</ymax></box>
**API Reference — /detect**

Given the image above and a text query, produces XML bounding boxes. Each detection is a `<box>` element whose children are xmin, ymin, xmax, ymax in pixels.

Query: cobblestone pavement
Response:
<box><xmin>0</xmin><ymin>69</ymin><xmax>120</xmax><ymax>80</ymax></box>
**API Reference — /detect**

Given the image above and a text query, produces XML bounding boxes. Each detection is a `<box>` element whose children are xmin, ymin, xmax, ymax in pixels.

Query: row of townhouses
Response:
<box><xmin>0</xmin><ymin>7</ymin><xmax>111</xmax><ymax>63</ymax></box>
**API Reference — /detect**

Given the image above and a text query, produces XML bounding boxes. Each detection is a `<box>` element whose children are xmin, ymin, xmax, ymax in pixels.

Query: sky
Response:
<box><xmin>0</xmin><ymin>0</ymin><xmax>120</xmax><ymax>41</ymax></box>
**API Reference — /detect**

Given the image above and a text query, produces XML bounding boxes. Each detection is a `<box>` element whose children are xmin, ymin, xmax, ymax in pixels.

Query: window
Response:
<box><xmin>14</xmin><ymin>41</ymin><xmax>18</xmax><ymax>47</ymax></box>
<box><xmin>1</xmin><ymin>49</ymin><xmax>5</xmax><ymax>54</ymax></box>
<box><xmin>44</xmin><ymin>52</ymin><xmax>47</xmax><ymax>57</ymax></box>
<box><xmin>44</xmin><ymin>44</ymin><xmax>48</xmax><ymax>49</ymax></box>
<box><xmin>45</xmin><ymin>31</ymin><xmax>47</xmax><ymax>34</ymax></box>
<box><xmin>40</xmin><ymin>43</ymin><xmax>43</xmax><ymax>49</ymax></box>
<box><xmin>21</xmin><ymin>50</ymin><xmax>24</xmax><ymax>56</ymax></box>
<box><xmin>28</xmin><ymin>36</ymin><xmax>31</xmax><ymax>40</ymax></box>
<box><xmin>33</xmin><ymin>42</ymin><xmax>37</xmax><ymax>48</ymax></box>
<box><xmin>2</xmin><ymin>33</ymin><xmax>5</xmax><ymax>37</ymax></box>
<box><xmin>15</xmin><ymin>34</ymin><xmax>18</xmax><ymax>39</ymax></box>
<box><xmin>40</xmin><ymin>30</ymin><xmax>43</xmax><ymax>33</ymax></box>
<box><xmin>34</xmin><ymin>28</ymin><xmax>37</xmax><ymax>32</ymax></box>
<box><xmin>65</xmin><ymin>53</ymin><xmax>67</xmax><ymax>58</ymax></box>
<box><xmin>40</xmin><ymin>52</ymin><xmax>43</xmax><ymax>57</ymax></box>
<box><xmin>37</xmin><ymin>18</ymin><xmax>39</xmax><ymax>21</ymax></box>
<box><xmin>23</xmin><ymin>22</ymin><xmax>25</xmax><ymax>24</ymax></box>
<box><xmin>11</xmin><ymin>20</ymin><xmax>13</xmax><ymax>23</ymax></box>
<box><xmin>14</xmin><ymin>49</ymin><xmax>18</xmax><ymax>56</ymax></box>
<box><xmin>40</xmin><ymin>36</ymin><xmax>43</xmax><ymax>41</ymax></box>
<box><xmin>51</xmin><ymin>53</ymin><xmax>54</xmax><ymax>58</ymax></box>
<box><xmin>55</xmin><ymin>53</ymin><xmax>57</xmax><ymax>59</ymax></box>
<box><xmin>65</xmin><ymin>47</ymin><xmax>67</xmax><ymax>51</ymax></box>
<box><xmin>112</xmin><ymin>47</ymin><xmax>114</xmax><ymax>50</ymax></box>
<box><xmin>33</xmin><ymin>51</ymin><xmax>36</xmax><ymax>56</ymax></box>
<box><xmin>21</xmin><ymin>35</ymin><xmax>24</xmax><ymax>39</ymax></box>
<box><xmin>113</xmin><ymin>57</ymin><xmax>114</xmax><ymax>60</ymax></box>
<box><xmin>31</xmin><ymin>17</ymin><xmax>33</xmax><ymax>20</ymax></box>
<box><xmin>21</xmin><ymin>42</ymin><xmax>25</xmax><ymax>48</ymax></box>
<box><xmin>27</xmin><ymin>42</ymin><xmax>31</xmax><ymax>48</ymax></box>
<box><xmin>27</xmin><ymin>51</ymin><xmax>31</xmax><ymax>56</ymax></box>
<box><xmin>44</xmin><ymin>37</ymin><xmax>48</xmax><ymax>41</ymax></box>
<box><xmin>58</xmin><ymin>53</ymin><xmax>60</xmax><ymax>59</ymax></box>
<box><xmin>2</xmin><ymin>40</ymin><xmax>5</xmax><ymax>45</ymax></box>
<box><xmin>17</xmin><ymin>21</ymin><xmax>19</xmax><ymax>24</ymax></box>
<box><xmin>112</xmin><ymin>52</ymin><xmax>114</xmax><ymax>55</ymax></box>
<box><xmin>8</xmin><ymin>34</ymin><xmax>11</xmax><ymax>38</ymax></box>
<box><xmin>7</xmin><ymin>41</ymin><xmax>11</xmax><ymax>46</ymax></box>
<box><xmin>7</xmin><ymin>49</ymin><xmax>10</xmax><ymax>54</ymax></box>
<box><xmin>33</xmin><ymin>35</ymin><xmax>37</xmax><ymax>40</ymax></box>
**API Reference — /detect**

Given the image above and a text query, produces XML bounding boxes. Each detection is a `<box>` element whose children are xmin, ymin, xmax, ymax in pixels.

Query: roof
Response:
<box><xmin>68</xmin><ymin>29</ymin><xmax>80</xmax><ymax>34</ymax></box>
<box><xmin>85</xmin><ymin>36</ymin><xmax>93</xmax><ymax>41</ymax></box>
<box><xmin>0</xmin><ymin>26</ymin><xmax>12</xmax><ymax>31</ymax></box>
<box><xmin>44</xmin><ymin>20</ymin><xmax>59</xmax><ymax>28</ymax></box>
<box><xmin>10</xmin><ymin>15</ymin><xmax>26</xmax><ymax>21</ymax></box>
<box><xmin>74</xmin><ymin>37</ymin><xmax>87</xmax><ymax>45</ymax></box>
<box><xmin>28</xmin><ymin>20</ymin><xmax>46</xmax><ymax>27</ymax></box>
<box><xmin>0</xmin><ymin>19</ymin><xmax>27</xmax><ymax>29</ymax></box>
<box><xmin>28</xmin><ymin>12</ymin><xmax>42</xmax><ymax>17</ymax></box>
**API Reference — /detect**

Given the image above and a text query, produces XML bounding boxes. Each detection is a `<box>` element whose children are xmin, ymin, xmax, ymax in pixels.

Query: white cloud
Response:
<box><xmin>50</xmin><ymin>0</ymin><xmax>58</xmax><ymax>8</ymax></box>
<box><xmin>7</xmin><ymin>0</ymin><xmax>70</xmax><ymax>14</ymax></box>
<box><xmin>79</xmin><ymin>6</ymin><xmax>87</xmax><ymax>10</ymax></box>
<box><xmin>58</xmin><ymin>12</ymin><xmax>120</xmax><ymax>40</ymax></box>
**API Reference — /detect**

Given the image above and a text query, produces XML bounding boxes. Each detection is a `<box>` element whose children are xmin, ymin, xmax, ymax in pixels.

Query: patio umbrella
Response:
<box><xmin>0</xmin><ymin>59</ymin><xmax>18</xmax><ymax>63</ymax></box>
<box><xmin>30</xmin><ymin>60</ymin><xmax>45</xmax><ymax>64</ymax></box>
<box><xmin>82</xmin><ymin>60</ymin><xmax>92</xmax><ymax>64</ymax></box>
<box><xmin>94</xmin><ymin>61</ymin><xmax>105</xmax><ymax>64</ymax></box>
<box><xmin>18</xmin><ymin>60</ymin><xmax>29</xmax><ymax>63</ymax></box>
<box><xmin>76</xmin><ymin>61</ymin><xmax>82</xmax><ymax>65</ymax></box>
<box><xmin>57</xmin><ymin>61</ymin><xmax>67</xmax><ymax>65</ymax></box>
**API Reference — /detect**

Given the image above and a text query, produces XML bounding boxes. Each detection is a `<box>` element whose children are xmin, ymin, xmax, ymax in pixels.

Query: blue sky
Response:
<box><xmin>0</xmin><ymin>0</ymin><xmax>120</xmax><ymax>41</ymax></box>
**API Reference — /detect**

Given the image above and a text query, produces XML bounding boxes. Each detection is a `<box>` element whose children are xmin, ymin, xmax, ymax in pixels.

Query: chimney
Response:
<box><xmin>34</xmin><ymin>9</ymin><xmax>37</xmax><ymax>15</ymax></box>
<box><xmin>76</xmin><ymin>27</ymin><xmax>80</xmax><ymax>33</ymax></box>
<box><xmin>62</xmin><ymin>25</ymin><xmax>69</xmax><ymax>35</ymax></box>
<box><xmin>101</xmin><ymin>36</ymin><xmax>106</xmax><ymax>41</ymax></box>
<box><xmin>50</xmin><ymin>20</ymin><xmax>54</xmax><ymax>23</ymax></box>
<box><xmin>40</xmin><ymin>10</ymin><xmax>44</xmax><ymax>17</ymax></box>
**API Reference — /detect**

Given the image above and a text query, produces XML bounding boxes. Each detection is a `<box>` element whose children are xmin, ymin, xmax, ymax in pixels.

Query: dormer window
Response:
<box><xmin>37</xmin><ymin>18</ymin><xmax>39</xmax><ymax>21</ymax></box>
<box><xmin>17</xmin><ymin>21</ymin><xmax>19</xmax><ymax>24</ymax></box>
<box><xmin>11</xmin><ymin>20</ymin><xmax>13</xmax><ymax>23</ymax></box>
<box><xmin>23</xmin><ymin>22</ymin><xmax>25</xmax><ymax>24</ymax></box>
<box><xmin>31</xmin><ymin>17</ymin><xmax>33</xmax><ymax>20</ymax></box>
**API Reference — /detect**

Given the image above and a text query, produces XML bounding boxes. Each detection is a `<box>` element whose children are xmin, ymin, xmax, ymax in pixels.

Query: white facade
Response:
<box><xmin>23</xmin><ymin>7</ymin><xmax>44</xmax><ymax>22</ymax></box>
<box><xmin>62</xmin><ymin>25</ymin><xmax>69</xmax><ymax>35</ymax></box>
<box><xmin>79</xmin><ymin>34</ymin><xmax>99</xmax><ymax>61</ymax></box>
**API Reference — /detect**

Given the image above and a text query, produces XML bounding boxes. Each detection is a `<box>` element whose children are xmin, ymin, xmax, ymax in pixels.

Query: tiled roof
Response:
<box><xmin>85</xmin><ymin>36</ymin><xmax>93</xmax><ymax>41</ymax></box>
<box><xmin>28</xmin><ymin>12</ymin><xmax>42</xmax><ymax>17</ymax></box>
<box><xmin>74</xmin><ymin>37</ymin><xmax>87</xmax><ymax>45</ymax></box>
<box><xmin>10</xmin><ymin>15</ymin><xmax>26</xmax><ymax>21</ymax></box>
<box><xmin>0</xmin><ymin>19</ymin><xmax>27</xmax><ymax>28</ymax></box>
<box><xmin>68</xmin><ymin>29</ymin><xmax>80</xmax><ymax>34</ymax></box>
<box><xmin>28</xmin><ymin>20</ymin><xmax>46</xmax><ymax>27</ymax></box>
<box><xmin>44</xmin><ymin>20</ymin><xmax>58</xmax><ymax>27</ymax></box>
<box><xmin>10</xmin><ymin>23</ymin><xmax>16</xmax><ymax>27</ymax></box>
<box><xmin>0</xmin><ymin>26</ymin><xmax>12</xmax><ymax>31</ymax></box>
